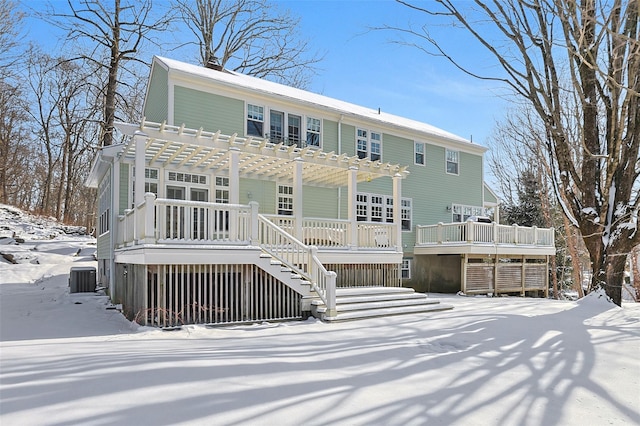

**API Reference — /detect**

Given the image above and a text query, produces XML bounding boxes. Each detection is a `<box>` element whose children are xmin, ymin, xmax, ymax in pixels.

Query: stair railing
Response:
<box><xmin>257</xmin><ymin>214</ymin><xmax>336</xmax><ymax>316</ymax></box>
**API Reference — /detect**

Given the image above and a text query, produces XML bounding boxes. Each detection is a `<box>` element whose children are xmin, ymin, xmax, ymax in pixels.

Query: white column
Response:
<box><xmin>134</xmin><ymin>131</ymin><xmax>147</xmax><ymax>207</ymax></box>
<box><xmin>348</xmin><ymin>166</ymin><xmax>358</xmax><ymax>249</ymax></box>
<box><xmin>228</xmin><ymin>147</ymin><xmax>240</xmax><ymax>240</ymax></box>
<box><xmin>393</xmin><ymin>173</ymin><xmax>402</xmax><ymax>251</ymax></box>
<box><xmin>293</xmin><ymin>158</ymin><xmax>303</xmax><ymax>240</ymax></box>
<box><xmin>228</xmin><ymin>147</ymin><xmax>240</xmax><ymax>204</ymax></box>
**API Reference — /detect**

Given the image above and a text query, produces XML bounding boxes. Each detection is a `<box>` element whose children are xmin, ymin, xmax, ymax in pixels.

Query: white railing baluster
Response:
<box><xmin>416</xmin><ymin>222</ymin><xmax>555</xmax><ymax>249</ymax></box>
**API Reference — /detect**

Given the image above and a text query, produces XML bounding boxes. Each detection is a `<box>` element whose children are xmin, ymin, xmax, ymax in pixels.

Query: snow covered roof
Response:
<box><xmin>153</xmin><ymin>56</ymin><xmax>486</xmax><ymax>153</ymax></box>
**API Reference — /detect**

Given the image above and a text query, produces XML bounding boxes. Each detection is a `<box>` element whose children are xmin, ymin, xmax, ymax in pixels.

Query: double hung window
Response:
<box><xmin>446</xmin><ymin>149</ymin><xmax>459</xmax><ymax>175</ymax></box>
<box><xmin>357</xmin><ymin>128</ymin><xmax>382</xmax><ymax>161</ymax></box>
<box><xmin>277</xmin><ymin>185</ymin><xmax>294</xmax><ymax>215</ymax></box>
<box><xmin>247</xmin><ymin>104</ymin><xmax>264</xmax><ymax>137</ymax></box>
<box><xmin>98</xmin><ymin>176</ymin><xmax>110</xmax><ymax>235</ymax></box>
<box><xmin>306</xmin><ymin>117</ymin><xmax>321</xmax><ymax>147</ymax></box>
<box><xmin>401</xmin><ymin>259</ymin><xmax>412</xmax><ymax>279</ymax></box>
<box><xmin>415</xmin><ymin>142</ymin><xmax>425</xmax><ymax>165</ymax></box>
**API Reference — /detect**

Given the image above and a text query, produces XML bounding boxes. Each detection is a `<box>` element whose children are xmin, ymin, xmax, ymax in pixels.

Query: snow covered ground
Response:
<box><xmin>1</xmin><ymin>205</ymin><xmax>639</xmax><ymax>426</ymax></box>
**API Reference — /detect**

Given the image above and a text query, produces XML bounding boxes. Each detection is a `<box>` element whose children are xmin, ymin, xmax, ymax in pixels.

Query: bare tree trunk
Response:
<box><xmin>631</xmin><ymin>246</ymin><xmax>640</xmax><ymax>301</ymax></box>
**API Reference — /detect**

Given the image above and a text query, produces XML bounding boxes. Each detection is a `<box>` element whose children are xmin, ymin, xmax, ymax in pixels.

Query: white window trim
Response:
<box><xmin>401</xmin><ymin>258</ymin><xmax>412</xmax><ymax>280</ymax></box>
<box><xmin>215</xmin><ymin>176</ymin><xmax>230</xmax><ymax>204</ymax></box>
<box><xmin>356</xmin><ymin>128</ymin><xmax>382</xmax><ymax>161</ymax></box>
<box><xmin>452</xmin><ymin>203</ymin><xmax>485</xmax><ymax>222</ymax></box>
<box><xmin>306</xmin><ymin>116</ymin><xmax>322</xmax><ymax>148</ymax></box>
<box><xmin>446</xmin><ymin>149</ymin><xmax>460</xmax><ymax>175</ymax></box>
<box><xmin>356</xmin><ymin>191</ymin><xmax>412</xmax><ymax>231</ymax></box>
<box><xmin>277</xmin><ymin>183</ymin><xmax>294</xmax><ymax>216</ymax></box>
<box><xmin>414</xmin><ymin>142</ymin><xmax>426</xmax><ymax>166</ymax></box>
<box><xmin>247</xmin><ymin>103</ymin><xmax>265</xmax><ymax>137</ymax></box>
<box><xmin>265</xmin><ymin>108</ymin><xmax>322</xmax><ymax>149</ymax></box>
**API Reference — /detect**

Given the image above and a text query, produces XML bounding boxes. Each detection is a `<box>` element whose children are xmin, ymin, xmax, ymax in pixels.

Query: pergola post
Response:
<box><xmin>134</xmin><ymin>131</ymin><xmax>147</xmax><ymax>207</ymax></box>
<box><xmin>228</xmin><ymin>147</ymin><xmax>240</xmax><ymax>204</ymax></box>
<box><xmin>393</xmin><ymin>173</ymin><xmax>402</xmax><ymax>251</ymax></box>
<box><xmin>293</xmin><ymin>158</ymin><xmax>304</xmax><ymax>240</ymax></box>
<box><xmin>229</xmin><ymin>147</ymin><xmax>240</xmax><ymax>239</ymax></box>
<box><xmin>347</xmin><ymin>166</ymin><xmax>358</xmax><ymax>249</ymax></box>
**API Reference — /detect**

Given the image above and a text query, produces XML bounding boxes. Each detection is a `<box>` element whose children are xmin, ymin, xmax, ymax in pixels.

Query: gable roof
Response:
<box><xmin>152</xmin><ymin>56</ymin><xmax>487</xmax><ymax>154</ymax></box>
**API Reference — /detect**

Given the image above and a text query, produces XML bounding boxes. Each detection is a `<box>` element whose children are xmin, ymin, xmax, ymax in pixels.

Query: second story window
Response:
<box><xmin>306</xmin><ymin>117</ymin><xmax>321</xmax><ymax>147</ymax></box>
<box><xmin>268</xmin><ymin>111</ymin><xmax>319</xmax><ymax>148</ymax></box>
<box><xmin>247</xmin><ymin>104</ymin><xmax>264</xmax><ymax>137</ymax></box>
<box><xmin>415</xmin><ymin>142</ymin><xmax>425</xmax><ymax>165</ymax></box>
<box><xmin>287</xmin><ymin>114</ymin><xmax>301</xmax><ymax>147</ymax></box>
<box><xmin>370</xmin><ymin>132</ymin><xmax>381</xmax><ymax>161</ymax></box>
<box><xmin>357</xmin><ymin>128</ymin><xmax>382</xmax><ymax>161</ymax></box>
<box><xmin>446</xmin><ymin>149</ymin><xmax>459</xmax><ymax>175</ymax></box>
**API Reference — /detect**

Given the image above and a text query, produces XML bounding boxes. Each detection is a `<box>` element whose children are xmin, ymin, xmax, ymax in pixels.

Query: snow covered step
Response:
<box><xmin>323</xmin><ymin>303</ymin><xmax>453</xmax><ymax>322</ymax></box>
<box><xmin>311</xmin><ymin>292</ymin><xmax>433</xmax><ymax>306</ymax></box>
<box><xmin>309</xmin><ymin>286</ymin><xmax>453</xmax><ymax>321</ymax></box>
<box><xmin>315</xmin><ymin>297</ymin><xmax>441</xmax><ymax>313</ymax></box>
<box><xmin>334</xmin><ymin>287</ymin><xmax>416</xmax><ymax>297</ymax></box>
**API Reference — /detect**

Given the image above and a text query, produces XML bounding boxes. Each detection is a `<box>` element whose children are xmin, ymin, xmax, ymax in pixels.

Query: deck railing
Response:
<box><xmin>257</xmin><ymin>214</ymin><xmax>336</xmax><ymax>315</ymax></box>
<box><xmin>262</xmin><ymin>214</ymin><xmax>398</xmax><ymax>250</ymax></box>
<box><xmin>116</xmin><ymin>194</ymin><xmax>337</xmax><ymax>315</ymax></box>
<box><xmin>416</xmin><ymin>220</ymin><xmax>554</xmax><ymax>247</ymax></box>
<box><xmin>117</xmin><ymin>193</ymin><xmax>257</xmax><ymax>246</ymax></box>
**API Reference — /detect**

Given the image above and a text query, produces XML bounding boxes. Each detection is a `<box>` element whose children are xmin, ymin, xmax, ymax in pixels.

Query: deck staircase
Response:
<box><xmin>254</xmin><ymin>252</ymin><xmax>313</xmax><ymax>297</ymax></box>
<box><xmin>256</xmin><ymin>217</ymin><xmax>454</xmax><ymax>322</ymax></box>
<box><xmin>308</xmin><ymin>287</ymin><xmax>453</xmax><ymax>321</ymax></box>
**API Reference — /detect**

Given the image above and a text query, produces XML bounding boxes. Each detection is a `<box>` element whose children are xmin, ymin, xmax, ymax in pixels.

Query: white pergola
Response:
<box><xmin>109</xmin><ymin>120</ymin><xmax>410</xmax><ymax>246</ymax></box>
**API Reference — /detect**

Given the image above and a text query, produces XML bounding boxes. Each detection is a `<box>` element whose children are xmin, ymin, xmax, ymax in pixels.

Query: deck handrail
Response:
<box><xmin>416</xmin><ymin>220</ymin><xmax>555</xmax><ymax>247</ymax></box>
<box><xmin>262</xmin><ymin>214</ymin><xmax>398</xmax><ymax>250</ymax></box>
<box><xmin>116</xmin><ymin>194</ymin><xmax>256</xmax><ymax>246</ymax></box>
<box><xmin>257</xmin><ymin>214</ymin><xmax>336</xmax><ymax>315</ymax></box>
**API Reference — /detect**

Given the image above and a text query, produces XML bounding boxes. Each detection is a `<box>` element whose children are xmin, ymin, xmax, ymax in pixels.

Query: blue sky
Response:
<box><xmin>20</xmin><ymin>0</ymin><xmax>509</xmax><ymax>147</ymax></box>
<box><xmin>275</xmin><ymin>0</ymin><xmax>510</xmax><ymax>147</ymax></box>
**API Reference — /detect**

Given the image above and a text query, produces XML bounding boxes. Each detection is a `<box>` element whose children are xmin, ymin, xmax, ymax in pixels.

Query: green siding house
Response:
<box><xmin>87</xmin><ymin>56</ymin><xmax>554</xmax><ymax>326</ymax></box>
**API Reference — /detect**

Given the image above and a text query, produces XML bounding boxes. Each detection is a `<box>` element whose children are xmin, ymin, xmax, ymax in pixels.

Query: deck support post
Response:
<box><xmin>347</xmin><ymin>166</ymin><xmax>358</xmax><ymax>250</ymax></box>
